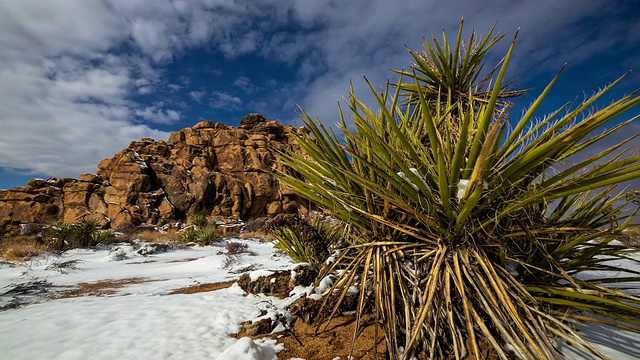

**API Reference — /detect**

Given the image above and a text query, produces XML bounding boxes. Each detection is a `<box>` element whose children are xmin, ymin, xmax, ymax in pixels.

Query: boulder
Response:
<box><xmin>0</xmin><ymin>114</ymin><xmax>309</xmax><ymax>229</ymax></box>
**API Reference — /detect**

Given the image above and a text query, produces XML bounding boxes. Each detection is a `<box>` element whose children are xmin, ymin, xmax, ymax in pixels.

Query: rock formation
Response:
<box><xmin>0</xmin><ymin>114</ymin><xmax>309</xmax><ymax>229</ymax></box>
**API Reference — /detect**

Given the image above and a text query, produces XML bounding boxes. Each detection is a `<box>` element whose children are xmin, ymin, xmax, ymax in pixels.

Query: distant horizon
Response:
<box><xmin>1</xmin><ymin>1</ymin><xmax>639</xmax><ymax>190</ymax></box>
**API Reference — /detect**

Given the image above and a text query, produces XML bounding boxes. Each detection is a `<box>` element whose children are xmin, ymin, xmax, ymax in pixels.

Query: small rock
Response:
<box><xmin>241</xmin><ymin>318</ymin><xmax>274</xmax><ymax>336</ymax></box>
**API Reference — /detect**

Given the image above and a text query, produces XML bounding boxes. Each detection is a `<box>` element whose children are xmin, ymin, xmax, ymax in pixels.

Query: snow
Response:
<box><xmin>248</xmin><ymin>269</ymin><xmax>275</xmax><ymax>281</ymax></box>
<box><xmin>0</xmin><ymin>237</ymin><xmax>639</xmax><ymax>359</ymax></box>
<box><xmin>457</xmin><ymin>179</ymin><xmax>469</xmax><ymax>201</ymax></box>
<box><xmin>215</xmin><ymin>337</ymin><xmax>278</xmax><ymax>360</ymax></box>
<box><xmin>0</xmin><ymin>238</ymin><xmax>296</xmax><ymax>359</ymax></box>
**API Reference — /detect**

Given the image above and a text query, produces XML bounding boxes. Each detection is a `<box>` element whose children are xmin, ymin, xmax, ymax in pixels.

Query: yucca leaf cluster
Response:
<box><xmin>278</xmin><ymin>22</ymin><xmax>640</xmax><ymax>360</ymax></box>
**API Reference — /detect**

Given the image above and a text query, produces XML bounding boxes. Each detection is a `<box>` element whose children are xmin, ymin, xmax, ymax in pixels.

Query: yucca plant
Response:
<box><xmin>178</xmin><ymin>227</ymin><xmax>198</xmax><ymax>243</ymax></box>
<box><xmin>190</xmin><ymin>211</ymin><xmax>209</xmax><ymax>229</ymax></box>
<box><xmin>196</xmin><ymin>226</ymin><xmax>220</xmax><ymax>246</ymax></box>
<box><xmin>277</xmin><ymin>22</ymin><xmax>640</xmax><ymax>360</ymax></box>
<box><xmin>270</xmin><ymin>226</ymin><xmax>320</xmax><ymax>269</ymax></box>
<box><xmin>265</xmin><ymin>214</ymin><xmax>342</xmax><ymax>270</ymax></box>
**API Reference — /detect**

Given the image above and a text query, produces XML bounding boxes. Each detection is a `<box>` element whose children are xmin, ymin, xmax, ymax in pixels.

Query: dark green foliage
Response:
<box><xmin>196</xmin><ymin>226</ymin><xmax>220</xmax><ymax>246</ymax></box>
<box><xmin>265</xmin><ymin>214</ymin><xmax>342</xmax><ymax>271</ymax></box>
<box><xmin>178</xmin><ymin>227</ymin><xmax>199</xmax><ymax>243</ymax></box>
<box><xmin>190</xmin><ymin>212</ymin><xmax>209</xmax><ymax>229</ymax></box>
<box><xmin>44</xmin><ymin>219</ymin><xmax>111</xmax><ymax>250</ymax></box>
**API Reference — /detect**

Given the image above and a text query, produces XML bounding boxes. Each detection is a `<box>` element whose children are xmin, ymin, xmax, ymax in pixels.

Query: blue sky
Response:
<box><xmin>0</xmin><ymin>0</ymin><xmax>639</xmax><ymax>190</ymax></box>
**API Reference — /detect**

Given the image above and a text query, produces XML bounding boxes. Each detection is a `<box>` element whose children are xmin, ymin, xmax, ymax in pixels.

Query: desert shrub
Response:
<box><xmin>190</xmin><ymin>212</ymin><xmax>209</xmax><ymax>229</ymax></box>
<box><xmin>265</xmin><ymin>214</ymin><xmax>336</xmax><ymax>270</ymax></box>
<box><xmin>270</xmin><ymin>227</ymin><xmax>318</xmax><ymax>269</ymax></box>
<box><xmin>178</xmin><ymin>227</ymin><xmax>199</xmax><ymax>243</ymax></box>
<box><xmin>91</xmin><ymin>230</ymin><xmax>116</xmax><ymax>245</ymax></box>
<box><xmin>72</xmin><ymin>219</ymin><xmax>100</xmax><ymax>247</ymax></box>
<box><xmin>278</xmin><ymin>23</ymin><xmax>640</xmax><ymax>359</ymax></box>
<box><xmin>45</xmin><ymin>259</ymin><xmax>84</xmax><ymax>274</ymax></box>
<box><xmin>44</xmin><ymin>222</ymin><xmax>76</xmax><ymax>250</ymax></box>
<box><xmin>196</xmin><ymin>226</ymin><xmax>220</xmax><ymax>246</ymax></box>
<box><xmin>226</xmin><ymin>241</ymin><xmax>255</xmax><ymax>255</ymax></box>
<box><xmin>133</xmin><ymin>228</ymin><xmax>180</xmax><ymax>243</ymax></box>
<box><xmin>43</xmin><ymin>219</ymin><xmax>105</xmax><ymax>250</ymax></box>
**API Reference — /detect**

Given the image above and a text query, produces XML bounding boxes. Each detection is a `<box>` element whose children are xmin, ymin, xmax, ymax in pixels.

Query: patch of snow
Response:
<box><xmin>326</xmin><ymin>249</ymin><xmax>342</xmax><ymax>265</ymax></box>
<box><xmin>314</xmin><ymin>274</ymin><xmax>334</xmax><ymax>295</ymax></box>
<box><xmin>248</xmin><ymin>269</ymin><xmax>275</xmax><ymax>281</ymax></box>
<box><xmin>289</xmin><ymin>284</ymin><xmax>313</xmax><ymax>298</ymax></box>
<box><xmin>215</xmin><ymin>337</ymin><xmax>277</xmax><ymax>360</ymax></box>
<box><xmin>457</xmin><ymin>179</ymin><xmax>469</xmax><ymax>201</ymax></box>
<box><xmin>409</xmin><ymin>168</ymin><xmax>429</xmax><ymax>190</ymax></box>
<box><xmin>397</xmin><ymin>171</ymin><xmax>419</xmax><ymax>191</ymax></box>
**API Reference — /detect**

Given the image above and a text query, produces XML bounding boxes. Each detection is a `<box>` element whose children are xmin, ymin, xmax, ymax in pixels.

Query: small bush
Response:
<box><xmin>91</xmin><ymin>230</ymin><xmax>116</xmax><ymax>245</ymax></box>
<box><xmin>270</xmin><ymin>227</ymin><xmax>319</xmax><ymax>270</ymax></box>
<box><xmin>70</xmin><ymin>219</ymin><xmax>100</xmax><ymax>247</ymax></box>
<box><xmin>196</xmin><ymin>226</ymin><xmax>220</xmax><ymax>246</ymax></box>
<box><xmin>265</xmin><ymin>214</ymin><xmax>340</xmax><ymax>271</ymax></box>
<box><xmin>226</xmin><ymin>241</ymin><xmax>256</xmax><ymax>255</ymax></box>
<box><xmin>43</xmin><ymin>219</ymin><xmax>105</xmax><ymax>250</ymax></box>
<box><xmin>178</xmin><ymin>228</ymin><xmax>199</xmax><ymax>243</ymax></box>
<box><xmin>45</xmin><ymin>259</ymin><xmax>84</xmax><ymax>274</ymax></box>
<box><xmin>44</xmin><ymin>222</ymin><xmax>75</xmax><ymax>250</ymax></box>
<box><xmin>190</xmin><ymin>212</ymin><xmax>209</xmax><ymax>229</ymax></box>
<box><xmin>3</xmin><ymin>247</ymin><xmax>33</xmax><ymax>262</ymax></box>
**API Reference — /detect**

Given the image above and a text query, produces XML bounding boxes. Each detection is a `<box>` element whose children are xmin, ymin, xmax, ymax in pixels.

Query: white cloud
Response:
<box><xmin>131</xmin><ymin>18</ymin><xmax>178</xmax><ymax>63</ymax></box>
<box><xmin>189</xmin><ymin>91</ymin><xmax>206</xmax><ymax>103</ymax></box>
<box><xmin>233</xmin><ymin>76</ymin><xmax>258</xmax><ymax>94</ymax></box>
<box><xmin>209</xmin><ymin>91</ymin><xmax>242</xmax><ymax>110</ymax></box>
<box><xmin>135</xmin><ymin>102</ymin><xmax>182</xmax><ymax>125</ymax></box>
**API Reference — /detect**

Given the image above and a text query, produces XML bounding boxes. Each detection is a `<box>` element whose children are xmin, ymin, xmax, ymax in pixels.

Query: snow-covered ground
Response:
<box><xmin>0</xmin><ymin>238</ymin><xmax>638</xmax><ymax>360</ymax></box>
<box><xmin>0</xmin><ymin>239</ymin><xmax>292</xmax><ymax>360</ymax></box>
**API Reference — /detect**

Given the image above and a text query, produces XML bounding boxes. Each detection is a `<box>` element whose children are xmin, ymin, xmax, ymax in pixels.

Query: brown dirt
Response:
<box><xmin>56</xmin><ymin>277</ymin><xmax>154</xmax><ymax>298</ymax></box>
<box><xmin>127</xmin><ymin>260</ymin><xmax>159</xmax><ymax>265</ymax></box>
<box><xmin>165</xmin><ymin>280</ymin><xmax>237</xmax><ymax>295</ymax></box>
<box><xmin>166</xmin><ymin>257</ymin><xmax>200</xmax><ymax>263</ymax></box>
<box><xmin>237</xmin><ymin>314</ymin><xmax>386</xmax><ymax>360</ymax></box>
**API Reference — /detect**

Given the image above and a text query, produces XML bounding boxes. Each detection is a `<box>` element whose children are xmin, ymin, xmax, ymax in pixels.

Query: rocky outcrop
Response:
<box><xmin>0</xmin><ymin>114</ymin><xmax>308</xmax><ymax>229</ymax></box>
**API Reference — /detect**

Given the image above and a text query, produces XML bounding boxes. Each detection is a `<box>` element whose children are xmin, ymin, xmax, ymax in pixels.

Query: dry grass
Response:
<box><xmin>132</xmin><ymin>228</ymin><xmax>180</xmax><ymax>243</ymax></box>
<box><xmin>0</xmin><ymin>235</ymin><xmax>47</xmax><ymax>261</ymax></box>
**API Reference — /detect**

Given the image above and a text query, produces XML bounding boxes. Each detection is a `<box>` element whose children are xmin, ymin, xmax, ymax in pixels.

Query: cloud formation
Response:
<box><xmin>0</xmin><ymin>0</ymin><xmax>638</xmax><ymax>185</ymax></box>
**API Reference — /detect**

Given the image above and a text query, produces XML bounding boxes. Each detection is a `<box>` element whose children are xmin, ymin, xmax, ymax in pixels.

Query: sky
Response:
<box><xmin>0</xmin><ymin>0</ymin><xmax>639</xmax><ymax>190</ymax></box>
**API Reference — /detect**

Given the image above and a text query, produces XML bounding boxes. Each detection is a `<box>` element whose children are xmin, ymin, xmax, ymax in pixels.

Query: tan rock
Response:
<box><xmin>193</xmin><ymin>120</ymin><xmax>215</xmax><ymax>129</ymax></box>
<box><xmin>78</xmin><ymin>173</ymin><xmax>102</xmax><ymax>183</ymax></box>
<box><xmin>0</xmin><ymin>114</ymin><xmax>309</xmax><ymax>229</ymax></box>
